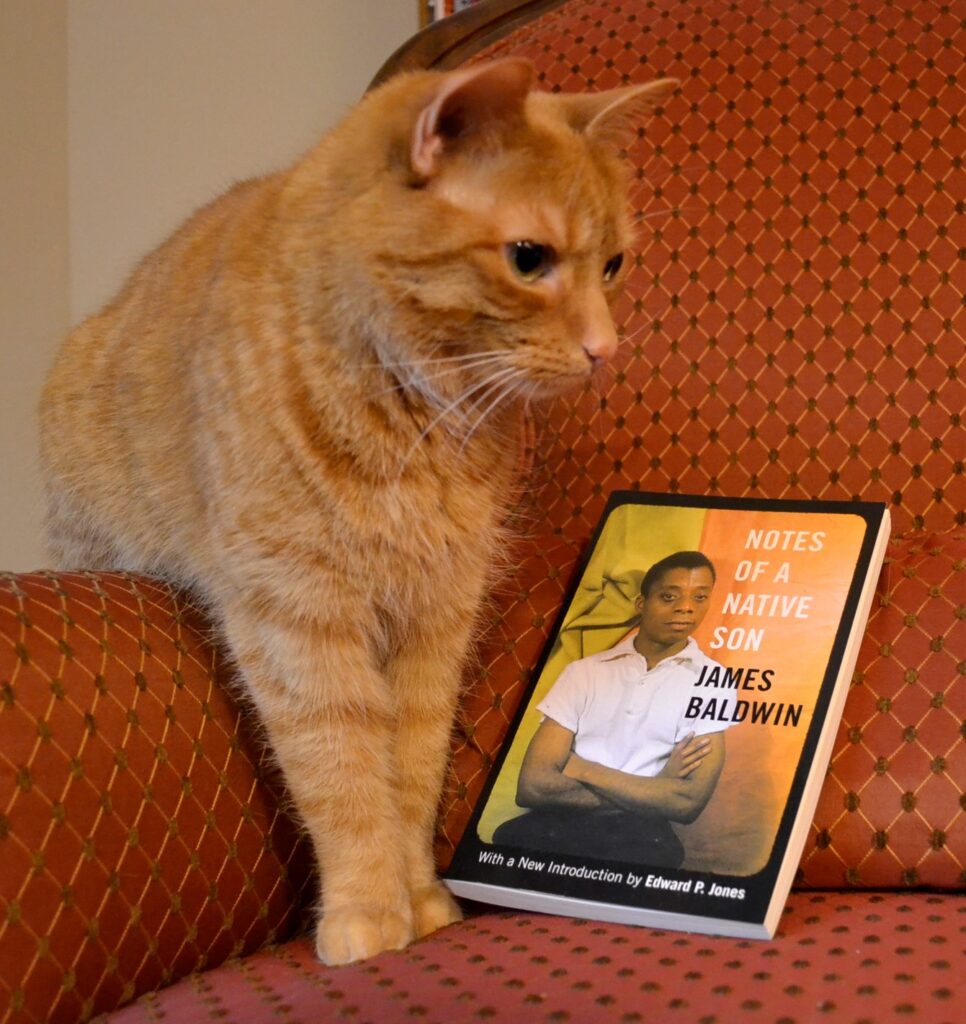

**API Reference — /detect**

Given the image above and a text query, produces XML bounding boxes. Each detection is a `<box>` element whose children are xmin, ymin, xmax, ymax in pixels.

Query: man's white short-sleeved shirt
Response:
<box><xmin>537</xmin><ymin>634</ymin><xmax>730</xmax><ymax>778</ymax></box>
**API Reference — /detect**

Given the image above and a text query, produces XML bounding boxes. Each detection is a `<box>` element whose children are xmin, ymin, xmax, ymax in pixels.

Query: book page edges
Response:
<box><xmin>762</xmin><ymin>508</ymin><xmax>892</xmax><ymax>931</ymax></box>
<box><xmin>446</xmin><ymin>878</ymin><xmax>773</xmax><ymax>939</ymax></box>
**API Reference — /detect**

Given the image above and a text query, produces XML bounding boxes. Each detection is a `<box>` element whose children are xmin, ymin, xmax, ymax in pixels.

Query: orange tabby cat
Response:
<box><xmin>40</xmin><ymin>60</ymin><xmax>675</xmax><ymax>964</ymax></box>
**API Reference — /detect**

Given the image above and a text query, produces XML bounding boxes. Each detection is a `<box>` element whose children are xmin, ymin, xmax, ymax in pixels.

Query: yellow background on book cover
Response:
<box><xmin>478</xmin><ymin>503</ymin><xmax>866</xmax><ymax>876</ymax></box>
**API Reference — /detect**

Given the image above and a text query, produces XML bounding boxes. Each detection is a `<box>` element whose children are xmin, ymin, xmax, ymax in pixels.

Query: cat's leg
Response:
<box><xmin>224</xmin><ymin>602</ymin><xmax>415</xmax><ymax>965</ymax></box>
<box><xmin>388</xmin><ymin>614</ymin><xmax>475</xmax><ymax>938</ymax></box>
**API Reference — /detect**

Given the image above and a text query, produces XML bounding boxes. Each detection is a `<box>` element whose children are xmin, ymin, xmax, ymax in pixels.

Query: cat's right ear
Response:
<box><xmin>556</xmin><ymin>78</ymin><xmax>680</xmax><ymax>146</ymax></box>
<box><xmin>410</xmin><ymin>59</ymin><xmax>534</xmax><ymax>180</ymax></box>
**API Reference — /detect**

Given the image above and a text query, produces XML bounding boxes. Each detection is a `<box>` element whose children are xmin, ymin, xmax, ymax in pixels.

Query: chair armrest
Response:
<box><xmin>0</xmin><ymin>572</ymin><xmax>313</xmax><ymax>1022</ymax></box>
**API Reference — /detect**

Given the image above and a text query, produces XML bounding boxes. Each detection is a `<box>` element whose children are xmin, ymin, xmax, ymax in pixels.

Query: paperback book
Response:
<box><xmin>445</xmin><ymin>491</ymin><xmax>891</xmax><ymax>939</ymax></box>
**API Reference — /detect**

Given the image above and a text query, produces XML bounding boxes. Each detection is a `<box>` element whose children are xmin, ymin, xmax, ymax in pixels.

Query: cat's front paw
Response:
<box><xmin>411</xmin><ymin>882</ymin><xmax>463</xmax><ymax>938</ymax></box>
<box><xmin>316</xmin><ymin>904</ymin><xmax>414</xmax><ymax>966</ymax></box>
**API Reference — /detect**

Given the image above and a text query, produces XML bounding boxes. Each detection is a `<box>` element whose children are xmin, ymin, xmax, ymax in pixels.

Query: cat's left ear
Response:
<box><xmin>559</xmin><ymin>78</ymin><xmax>679</xmax><ymax>145</ymax></box>
<box><xmin>411</xmin><ymin>59</ymin><xmax>534</xmax><ymax>178</ymax></box>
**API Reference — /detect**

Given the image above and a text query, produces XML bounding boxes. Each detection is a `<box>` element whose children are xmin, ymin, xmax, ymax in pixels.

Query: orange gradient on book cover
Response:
<box><xmin>681</xmin><ymin>509</ymin><xmax>867</xmax><ymax>875</ymax></box>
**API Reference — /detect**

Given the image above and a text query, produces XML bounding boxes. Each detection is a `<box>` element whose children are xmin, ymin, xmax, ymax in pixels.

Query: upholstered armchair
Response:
<box><xmin>2</xmin><ymin>1</ymin><xmax>963</xmax><ymax>1021</ymax></box>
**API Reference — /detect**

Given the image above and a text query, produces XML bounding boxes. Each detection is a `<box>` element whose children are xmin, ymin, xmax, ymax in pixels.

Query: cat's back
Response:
<box><xmin>48</xmin><ymin>170</ymin><xmax>280</xmax><ymax>384</ymax></box>
<box><xmin>39</xmin><ymin>171</ymin><xmax>286</xmax><ymax>575</ymax></box>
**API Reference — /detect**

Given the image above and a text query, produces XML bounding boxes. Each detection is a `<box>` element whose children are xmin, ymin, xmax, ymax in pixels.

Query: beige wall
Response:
<box><xmin>68</xmin><ymin>1</ymin><xmax>419</xmax><ymax>322</ymax></box>
<box><xmin>1</xmin><ymin>0</ymin><xmax>418</xmax><ymax>571</ymax></box>
<box><xmin>0</xmin><ymin>1</ymin><xmax>70</xmax><ymax>573</ymax></box>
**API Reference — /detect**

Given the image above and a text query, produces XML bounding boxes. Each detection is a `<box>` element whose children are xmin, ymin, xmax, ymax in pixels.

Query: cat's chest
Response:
<box><xmin>364</xmin><ymin>466</ymin><xmax>503</xmax><ymax>563</ymax></box>
<box><xmin>339</xmin><ymin>464</ymin><xmax>507</xmax><ymax>626</ymax></box>
<box><xmin>220</xmin><ymin>376</ymin><xmax>520</xmax><ymax>593</ymax></box>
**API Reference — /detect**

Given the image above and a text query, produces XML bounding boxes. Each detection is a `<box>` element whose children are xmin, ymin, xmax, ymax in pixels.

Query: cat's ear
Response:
<box><xmin>558</xmin><ymin>78</ymin><xmax>679</xmax><ymax>145</ymax></box>
<box><xmin>411</xmin><ymin>59</ymin><xmax>534</xmax><ymax>178</ymax></box>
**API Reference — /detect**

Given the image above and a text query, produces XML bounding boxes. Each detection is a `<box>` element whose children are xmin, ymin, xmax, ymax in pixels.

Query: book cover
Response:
<box><xmin>445</xmin><ymin>491</ymin><xmax>891</xmax><ymax>939</ymax></box>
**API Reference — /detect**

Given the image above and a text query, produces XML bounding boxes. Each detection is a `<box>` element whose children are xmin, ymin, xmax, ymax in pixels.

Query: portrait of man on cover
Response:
<box><xmin>492</xmin><ymin>550</ymin><xmax>732</xmax><ymax>868</ymax></box>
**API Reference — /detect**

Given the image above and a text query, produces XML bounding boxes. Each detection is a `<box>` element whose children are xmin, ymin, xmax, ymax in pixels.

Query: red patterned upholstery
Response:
<box><xmin>805</xmin><ymin>532</ymin><xmax>966</xmax><ymax>888</ymax></box>
<box><xmin>2</xmin><ymin>1</ymin><xmax>963</xmax><ymax>1021</ymax></box>
<box><xmin>104</xmin><ymin>894</ymin><xmax>963</xmax><ymax>1023</ymax></box>
<box><xmin>472</xmin><ymin>0</ymin><xmax>965</xmax><ymax>537</ymax></box>
<box><xmin>0</xmin><ymin>574</ymin><xmax>314</xmax><ymax>1023</ymax></box>
<box><xmin>439</xmin><ymin>0</ymin><xmax>966</xmax><ymax>884</ymax></box>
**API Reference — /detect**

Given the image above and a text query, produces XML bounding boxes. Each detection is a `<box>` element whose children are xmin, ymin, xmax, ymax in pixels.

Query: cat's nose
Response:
<box><xmin>574</xmin><ymin>290</ymin><xmax>619</xmax><ymax>367</ymax></box>
<box><xmin>582</xmin><ymin>325</ymin><xmax>618</xmax><ymax>367</ymax></box>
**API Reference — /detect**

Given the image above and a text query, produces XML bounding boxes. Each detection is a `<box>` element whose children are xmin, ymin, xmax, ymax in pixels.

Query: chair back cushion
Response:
<box><xmin>434</xmin><ymin>0</ymin><xmax>966</xmax><ymax>892</ymax></box>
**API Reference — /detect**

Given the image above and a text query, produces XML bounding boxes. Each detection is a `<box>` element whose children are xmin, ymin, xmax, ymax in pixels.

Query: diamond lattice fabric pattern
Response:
<box><xmin>0</xmin><ymin>573</ymin><xmax>314</xmax><ymax>1023</ymax></box>
<box><xmin>432</xmin><ymin>0</ymin><xmax>966</xmax><ymax>885</ymax></box>
<box><xmin>2</xmin><ymin>2</ymin><xmax>964</xmax><ymax>1021</ymax></box>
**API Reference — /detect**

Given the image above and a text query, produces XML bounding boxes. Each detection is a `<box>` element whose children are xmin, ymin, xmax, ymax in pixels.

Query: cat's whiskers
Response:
<box><xmin>455</xmin><ymin>365</ymin><xmax>521</xmax><ymax>430</ymax></box>
<box><xmin>366</xmin><ymin>352</ymin><xmax>505</xmax><ymax>401</ymax></box>
<box><xmin>399</xmin><ymin>363</ymin><xmax>520</xmax><ymax>472</ymax></box>
<box><xmin>632</xmin><ymin>206</ymin><xmax>683</xmax><ymax>224</ymax></box>
<box><xmin>360</xmin><ymin>351</ymin><xmax>505</xmax><ymax>370</ymax></box>
<box><xmin>462</xmin><ymin>367</ymin><xmax>522</xmax><ymax>426</ymax></box>
<box><xmin>591</xmin><ymin>368</ymin><xmax>609</xmax><ymax>448</ymax></box>
<box><xmin>458</xmin><ymin>368</ymin><xmax>529</xmax><ymax>456</ymax></box>
<box><xmin>616</xmin><ymin>287</ymin><xmax>683</xmax><ymax>349</ymax></box>
<box><xmin>633</xmin><ymin>159</ymin><xmax>705</xmax><ymax>191</ymax></box>
<box><xmin>619</xmin><ymin>319</ymin><xmax>650</xmax><ymax>346</ymax></box>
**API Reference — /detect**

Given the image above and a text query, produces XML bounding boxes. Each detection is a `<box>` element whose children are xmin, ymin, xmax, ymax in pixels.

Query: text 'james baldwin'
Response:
<box><xmin>685</xmin><ymin>527</ymin><xmax>824</xmax><ymax>726</ymax></box>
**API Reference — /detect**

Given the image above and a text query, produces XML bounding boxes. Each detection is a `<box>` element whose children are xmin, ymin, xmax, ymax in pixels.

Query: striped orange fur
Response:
<box><xmin>39</xmin><ymin>60</ymin><xmax>676</xmax><ymax>963</ymax></box>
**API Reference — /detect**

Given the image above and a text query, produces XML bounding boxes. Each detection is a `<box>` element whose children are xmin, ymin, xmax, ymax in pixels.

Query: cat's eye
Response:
<box><xmin>603</xmin><ymin>253</ymin><xmax>624</xmax><ymax>282</ymax></box>
<box><xmin>507</xmin><ymin>241</ymin><xmax>553</xmax><ymax>282</ymax></box>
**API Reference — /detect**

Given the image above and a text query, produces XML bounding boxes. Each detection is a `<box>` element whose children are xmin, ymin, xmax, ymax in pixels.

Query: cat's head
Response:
<box><xmin>315</xmin><ymin>60</ymin><xmax>676</xmax><ymax>411</ymax></box>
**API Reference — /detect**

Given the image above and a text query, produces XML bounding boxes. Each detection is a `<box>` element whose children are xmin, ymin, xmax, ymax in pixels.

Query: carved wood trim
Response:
<box><xmin>371</xmin><ymin>0</ymin><xmax>568</xmax><ymax>85</ymax></box>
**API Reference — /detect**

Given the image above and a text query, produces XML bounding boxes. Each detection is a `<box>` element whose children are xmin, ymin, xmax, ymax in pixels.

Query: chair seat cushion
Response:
<box><xmin>105</xmin><ymin>891</ymin><xmax>963</xmax><ymax>1024</ymax></box>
